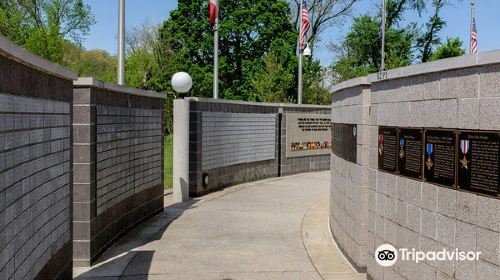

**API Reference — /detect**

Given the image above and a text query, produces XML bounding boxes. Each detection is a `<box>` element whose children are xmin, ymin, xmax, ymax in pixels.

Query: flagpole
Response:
<box><xmin>297</xmin><ymin>0</ymin><xmax>304</xmax><ymax>105</ymax></box>
<box><xmin>213</xmin><ymin>1</ymin><xmax>219</xmax><ymax>99</ymax></box>
<box><xmin>380</xmin><ymin>0</ymin><xmax>386</xmax><ymax>71</ymax></box>
<box><xmin>470</xmin><ymin>0</ymin><xmax>474</xmax><ymax>54</ymax></box>
<box><xmin>118</xmin><ymin>0</ymin><xmax>125</xmax><ymax>85</ymax></box>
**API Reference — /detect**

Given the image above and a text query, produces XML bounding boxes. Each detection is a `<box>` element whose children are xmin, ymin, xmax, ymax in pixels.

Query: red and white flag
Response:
<box><xmin>209</xmin><ymin>0</ymin><xmax>218</xmax><ymax>26</ymax></box>
<box><xmin>300</xmin><ymin>0</ymin><xmax>311</xmax><ymax>50</ymax></box>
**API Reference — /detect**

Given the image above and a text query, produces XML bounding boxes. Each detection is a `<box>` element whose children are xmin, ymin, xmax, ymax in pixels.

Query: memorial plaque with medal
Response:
<box><xmin>424</xmin><ymin>129</ymin><xmax>456</xmax><ymax>188</ymax></box>
<box><xmin>378</xmin><ymin>127</ymin><xmax>398</xmax><ymax>173</ymax></box>
<box><xmin>458</xmin><ymin>131</ymin><xmax>500</xmax><ymax>196</ymax></box>
<box><xmin>398</xmin><ymin>128</ymin><xmax>423</xmax><ymax>179</ymax></box>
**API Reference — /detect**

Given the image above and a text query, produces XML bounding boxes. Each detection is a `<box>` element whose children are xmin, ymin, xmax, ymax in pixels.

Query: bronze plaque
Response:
<box><xmin>378</xmin><ymin>127</ymin><xmax>398</xmax><ymax>173</ymax></box>
<box><xmin>458</xmin><ymin>131</ymin><xmax>500</xmax><ymax>196</ymax></box>
<box><xmin>332</xmin><ymin>123</ymin><xmax>357</xmax><ymax>163</ymax></box>
<box><xmin>286</xmin><ymin>114</ymin><xmax>332</xmax><ymax>158</ymax></box>
<box><xmin>424</xmin><ymin>129</ymin><xmax>456</xmax><ymax>187</ymax></box>
<box><xmin>398</xmin><ymin>128</ymin><xmax>423</xmax><ymax>179</ymax></box>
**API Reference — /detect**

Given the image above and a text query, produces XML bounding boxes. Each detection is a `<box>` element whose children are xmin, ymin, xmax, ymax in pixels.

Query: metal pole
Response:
<box><xmin>381</xmin><ymin>0</ymin><xmax>386</xmax><ymax>71</ymax></box>
<box><xmin>297</xmin><ymin>0</ymin><xmax>303</xmax><ymax>105</ymax></box>
<box><xmin>118</xmin><ymin>0</ymin><xmax>125</xmax><ymax>85</ymax></box>
<box><xmin>213</xmin><ymin>4</ymin><xmax>219</xmax><ymax>99</ymax></box>
<box><xmin>470</xmin><ymin>0</ymin><xmax>474</xmax><ymax>54</ymax></box>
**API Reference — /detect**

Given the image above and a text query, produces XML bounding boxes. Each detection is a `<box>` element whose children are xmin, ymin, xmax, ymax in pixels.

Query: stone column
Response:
<box><xmin>173</xmin><ymin>99</ymin><xmax>190</xmax><ymax>202</ymax></box>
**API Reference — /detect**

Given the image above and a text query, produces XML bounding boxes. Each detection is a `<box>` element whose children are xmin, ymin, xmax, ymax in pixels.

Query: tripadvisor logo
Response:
<box><xmin>375</xmin><ymin>244</ymin><xmax>397</xmax><ymax>267</ymax></box>
<box><xmin>375</xmin><ymin>244</ymin><xmax>482</xmax><ymax>267</ymax></box>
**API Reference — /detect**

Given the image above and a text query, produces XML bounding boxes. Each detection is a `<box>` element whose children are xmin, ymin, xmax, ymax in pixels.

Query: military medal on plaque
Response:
<box><xmin>378</xmin><ymin>135</ymin><xmax>384</xmax><ymax>156</ymax></box>
<box><xmin>459</xmin><ymin>140</ymin><xmax>470</xmax><ymax>170</ymax></box>
<box><xmin>399</xmin><ymin>138</ymin><xmax>405</xmax><ymax>159</ymax></box>
<box><xmin>426</xmin><ymin>143</ymin><xmax>434</xmax><ymax>170</ymax></box>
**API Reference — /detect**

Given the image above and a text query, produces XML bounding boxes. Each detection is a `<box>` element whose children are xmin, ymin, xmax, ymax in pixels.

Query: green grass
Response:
<box><xmin>164</xmin><ymin>134</ymin><xmax>173</xmax><ymax>189</ymax></box>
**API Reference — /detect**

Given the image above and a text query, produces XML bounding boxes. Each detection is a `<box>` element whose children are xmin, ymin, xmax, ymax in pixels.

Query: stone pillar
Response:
<box><xmin>173</xmin><ymin>99</ymin><xmax>190</xmax><ymax>202</ymax></box>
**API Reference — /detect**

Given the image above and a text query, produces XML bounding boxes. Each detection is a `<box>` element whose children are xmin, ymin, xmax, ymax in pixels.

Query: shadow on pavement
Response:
<box><xmin>74</xmin><ymin>196</ymin><xmax>200</xmax><ymax>279</ymax></box>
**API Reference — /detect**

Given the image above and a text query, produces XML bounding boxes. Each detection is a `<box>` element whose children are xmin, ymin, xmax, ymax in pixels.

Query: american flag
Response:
<box><xmin>300</xmin><ymin>0</ymin><xmax>311</xmax><ymax>50</ymax></box>
<box><xmin>471</xmin><ymin>17</ymin><xmax>478</xmax><ymax>54</ymax></box>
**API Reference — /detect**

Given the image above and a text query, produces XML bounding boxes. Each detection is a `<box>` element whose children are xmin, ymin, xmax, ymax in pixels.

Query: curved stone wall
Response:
<box><xmin>173</xmin><ymin>98</ymin><xmax>331</xmax><ymax>198</ymax></box>
<box><xmin>0</xmin><ymin>34</ymin><xmax>76</xmax><ymax>279</ymax></box>
<box><xmin>330</xmin><ymin>52</ymin><xmax>500</xmax><ymax>280</ymax></box>
<box><xmin>73</xmin><ymin>78</ymin><xmax>165</xmax><ymax>266</ymax></box>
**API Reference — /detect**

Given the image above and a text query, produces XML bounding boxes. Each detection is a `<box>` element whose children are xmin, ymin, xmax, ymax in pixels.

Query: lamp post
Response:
<box><xmin>171</xmin><ymin>72</ymin><xmax>193</xmax><ymax>94</ymax></box>
<box><xmin>172</xmin><ymin>72</ymin><xmax>192</xmax><ymax>203</ymax></box>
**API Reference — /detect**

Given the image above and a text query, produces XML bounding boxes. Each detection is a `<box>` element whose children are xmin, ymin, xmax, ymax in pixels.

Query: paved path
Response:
<box><xmin>74</xmin><ymin>171</ymin><xmax>366</xmax><ymax>280</ymax></box>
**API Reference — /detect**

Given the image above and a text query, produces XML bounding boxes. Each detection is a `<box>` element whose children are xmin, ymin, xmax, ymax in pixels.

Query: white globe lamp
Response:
<box><xmin>171</xmin><ymin>72</ymin><xmax>193</xmax><ymax>93</ymax></box>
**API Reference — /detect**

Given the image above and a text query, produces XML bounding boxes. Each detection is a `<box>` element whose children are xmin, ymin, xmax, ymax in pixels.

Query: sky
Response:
<box><xmin>82</xmin><ymin>0</ymin><xmax>500</xmax><ymax>67</ymax></box>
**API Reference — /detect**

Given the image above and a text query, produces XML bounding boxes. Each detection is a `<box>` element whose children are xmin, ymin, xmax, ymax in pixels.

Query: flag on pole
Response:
<box><xmin>300</xmin><ymin>0</ymin><xmax>311</xmax><ymax>50</ymax></box>
<box><xmin>209</xmin><ymin>0</ymin><xmax>218</xmax><ymax>26</ymax></box>
<box><xmin>471</xmin><ymin>17</ymin><xmax>478</xmax><ymax>54</ymax></box>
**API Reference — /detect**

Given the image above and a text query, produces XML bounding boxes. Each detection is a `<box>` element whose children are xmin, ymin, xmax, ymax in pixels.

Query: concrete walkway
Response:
<box><xmin>74</xmin><ymin>171</ymin><xmax>366</xmax><ymax>280</ymax></box>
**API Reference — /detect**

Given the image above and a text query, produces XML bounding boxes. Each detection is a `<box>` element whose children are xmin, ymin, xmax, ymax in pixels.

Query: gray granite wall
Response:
<box><xmin>72</xmin><ymin>78</ymin><xmax>165</xmax><ymax>266</ymax></box>
<box><xmin>329</xmin><ymin>79</ymin><xmax>372</xmax><ymax>271</ymax></box>
<box><xmin>188</xmin><ymin>99</ymin><xmax>280</xmax><ymax>196</ymax></box>
<box><xmin>201</xmin><ymin>112</ymin><xmax>276</xmax><ymax>170</ymax></box>
<box><xmin>183</xmin><ymin>98</ymin><xmax>331</xmax><ymax>197</ymax></box>
<box><xmin>330</xmin><ymin>53</ymin><xmax>500</xmax><ymax>280</ymax></box>
<box><xmin>0</xmin><ymin>34</ymin><xmax>76</xmax><ymax>280</ymax></box>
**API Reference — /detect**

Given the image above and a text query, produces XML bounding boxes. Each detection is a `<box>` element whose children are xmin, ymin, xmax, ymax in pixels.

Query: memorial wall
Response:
<box><xmin>73</xmin><ymin>78</ymin><xmax>165</xmax><ymax>266</ymax></box>
<box><xmin>173</xmin><ymin>98</ymin><xmax>331</xmax><ymax>197</ymax></box>
<box><xmin>0</xmin><ymin>34</ymin><xmax>168</xmax><ymax>276</ymax></box>
<box><xmin>330</xmin><ymin>52</ymin><xmax>500</xmax><ymax>280</ymax></box>
<box><xmin>280</xmin><ymin>107</ymin><xmax>331</xmax><ymax>176</ymax></box>
<box><xmin>0</xmin><ymin>34</ymin><xmax>76</xmax><ymax>279</ymax></box>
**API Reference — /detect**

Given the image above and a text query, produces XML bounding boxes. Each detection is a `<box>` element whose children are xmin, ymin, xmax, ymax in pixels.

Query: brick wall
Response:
<box><xmin>177</xmin><ymin>98</ymin><xmax>331</xmax><ymax>197</ymax></box>
<box><xmin>0</xmin><ymin>34</ymin><xmax>76</xmax><ymax>280</ymax></box>
<box><xmin>330</xmin><ymin>53</ymin><xmax>500</xmax><ymax>280</ymax></box>
<box><xmin>73</xmin><ymin>78</ymin><xmax>165</xmax><ymax>266</ymax></box>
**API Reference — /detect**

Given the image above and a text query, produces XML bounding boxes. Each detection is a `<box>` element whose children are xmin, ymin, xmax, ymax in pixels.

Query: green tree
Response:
<box><xmin>154</xmin><ymin>0</ymin><xmax>297</xmax><ymax>101</ymax></box>
<box><xmin>61</xmin><ymin>40</ymin><xmax>116</xmax><ymax>83</ymax></box>
<box><xmin>329</xmin><ymin>0</ymin><xmax>460</xmax><ymax>82</ymax></box>
<box><xmin>124</xmin><ymin>22</ymin><xmax>161</xmax><ymax>89</ymax></box>
<box><xmin>431</xmin><ymin>37</ymin><xmax>465</xmax><ymax>61</ymax></box>
<box><xmin>250</xmin><ymin>53</ymin><xmax>294</xmax><ymax>103</ymax></box>
<box><xmin>416</xmin><ymin>0</ymin><xmax>446</xmax><ymax>62</ymax></box>
<box><xmin>302</xmin><ymin>60</ymin><xmax>331</xmax><ymax>105</ymax></box>
<box><xmin>0</xmin><ymin>0</ymin><xmax>95</xmax><ymax>63</ymax></box>
<box><xmin>330</xmin><ymin>15</ymin><xmax>416</xmax><ymax>82</ymax></box>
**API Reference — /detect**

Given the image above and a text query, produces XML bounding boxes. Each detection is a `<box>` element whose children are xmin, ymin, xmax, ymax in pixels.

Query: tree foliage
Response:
<box><xmin>330</xmin><ymin>14</ymin><xmax>416</xmax><ymax>83</ymax></box>
<box><xmin>330</xmin><ymin>0</ymin><xmax>463</xmax><ymax>83</ymax></box>
<box><xmin>250</xmin><ymin>53</ymin><xmax>294</xmax><ymax>103</ymax></box>
<box><xmin>302</xmin><ymin>59</ymin><xmax>331</xmax><ymax>105</ymax></box>
<box><xmin>431</xmin><ymin>37</ymin><xmax>465</xmax><ymax>61</ymax></box>
<box><xmin>290</xmin><ymin>0</ymin><xmax>360</xmax><ymax>55</ymax></box>
<box><xmin>0</xmin><ymin>0</ymin><xmax>95</xmax><ymax>63</ymax></box>
<box><xmin>154</xmin><ymin>0</ymin><xmax>298</xmax><ymax>101</ymax></box>
<box><xmin>61</xmin><ymin>40</ymin><xmax>116</xmax><ymax>82</ymax></box>
<box><xmin>416</xmin><ymin>0</ymin><xmax>446</xmax><ymax>62</ymax></box>
<box><xmin>124</xmin><ymin>21</ymin><xmax>162</xmax><ymax>89</ymax></box>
